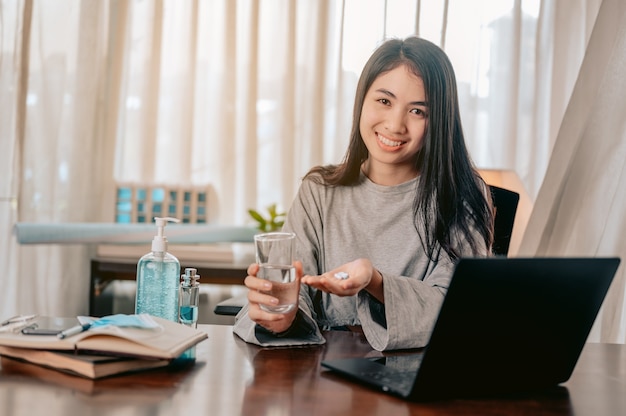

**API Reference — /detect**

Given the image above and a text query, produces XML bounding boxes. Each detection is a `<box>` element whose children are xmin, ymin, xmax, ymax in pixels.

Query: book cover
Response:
<box><xmin>0</xmin><ymin>316</ymin><xmax>208</xmax><ymax>360</ymax></box>
<box><xmin>0</xmin><ymin>346</ymin><xmax>170</xmax><ymax>379</ymax></box>
<box><xmin>1</xmin><ymin>354</ymin><xmax>195</xmax><ymax>402</ymax></box>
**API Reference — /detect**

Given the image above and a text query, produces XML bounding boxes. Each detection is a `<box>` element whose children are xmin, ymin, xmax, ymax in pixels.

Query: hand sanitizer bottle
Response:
<box><xmin>135</xmin><ymin>217</ymin><xmax>181</xmax><ymax>322</ymax></box>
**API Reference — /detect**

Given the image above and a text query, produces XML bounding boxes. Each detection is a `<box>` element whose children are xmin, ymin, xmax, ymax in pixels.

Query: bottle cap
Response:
<box><xmin>181</xmin><ymin>268</ymin><xmax>200</xmax><ymax>287</ymax></box>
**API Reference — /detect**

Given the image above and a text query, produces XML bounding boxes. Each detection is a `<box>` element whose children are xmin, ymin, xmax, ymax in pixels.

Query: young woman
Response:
<box><xmin>234</xmin><ymin>36</ymin><xmax>494</xmax><ymax>351</ymax></box>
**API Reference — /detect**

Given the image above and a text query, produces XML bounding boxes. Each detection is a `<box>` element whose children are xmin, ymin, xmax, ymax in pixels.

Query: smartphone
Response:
<box><xmin>21</xmin><ymin>317</ymin><xmax>80</xmax><ymax>336</ymax></box>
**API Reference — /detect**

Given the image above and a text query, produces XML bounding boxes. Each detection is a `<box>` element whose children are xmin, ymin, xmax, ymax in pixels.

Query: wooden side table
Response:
<box><xmin>89</xmin><ymin>257</ymin><xmax>248</xmax><ymax>316</ymax></box>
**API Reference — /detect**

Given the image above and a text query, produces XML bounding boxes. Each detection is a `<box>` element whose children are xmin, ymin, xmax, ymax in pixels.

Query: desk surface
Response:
<box><xmin>1</xmin><ymin>325</ymin><xmax>625</xmax><ymax>415</ymax></box>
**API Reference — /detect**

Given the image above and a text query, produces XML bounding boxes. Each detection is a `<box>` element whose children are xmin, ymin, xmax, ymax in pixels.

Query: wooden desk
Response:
<box><xmin>1</xmin><ymin>325</ymin><xmax>625</xmax><ymax>415</ymax></box>
<box><xmin>89</xmin><ymin>258</ymin><xmax>248</xmax><ymax>316</ymax></box>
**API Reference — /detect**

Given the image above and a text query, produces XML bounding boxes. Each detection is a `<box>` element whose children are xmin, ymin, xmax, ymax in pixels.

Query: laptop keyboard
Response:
<box><xmin>361</xmin><ymin>369</ymin><xmax>417</xmax><ymax>393</ymax></box>
<box><xmin>359</xmin><ymin>354</ymin><xmax>423</xmax><ymax>394</ymax></box>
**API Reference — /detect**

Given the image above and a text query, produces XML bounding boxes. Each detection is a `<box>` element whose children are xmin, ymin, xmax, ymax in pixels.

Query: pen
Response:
<box><xmin>57</xmin><ymin>323</ymin><xmax>91</xmax><ymax>339</ymax></box>
<box><xmin>0</xmin><ymin>315</ymin><xmax>39</xmax><ymax>333</ymax></box>
<box><xmin>1</xmin><ymin>314</ymin><xmax>37</xmax><ymax>326</ymax></box>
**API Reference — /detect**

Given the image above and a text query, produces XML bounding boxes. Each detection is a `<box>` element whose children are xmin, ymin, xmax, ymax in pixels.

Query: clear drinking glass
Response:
<box><xmin>254</xmin><ymin>232</ymin><xmax>298</xmax><ymax>314</ymax></box>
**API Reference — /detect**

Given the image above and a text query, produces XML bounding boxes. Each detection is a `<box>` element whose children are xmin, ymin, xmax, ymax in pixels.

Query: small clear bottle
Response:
<box><xmin>176</xmin><ymin>268</ymin><xmax>200</xmax><ymax>363</ymax></box>
<box><xmin>135</xmin><ymin>217</ymin><xmax>181</xmax><ymax>322</ymax></box>
<box><xmin>179</xmin><ymin>268</ymin><xmax>200</xmax><ymax>328</ymax></box>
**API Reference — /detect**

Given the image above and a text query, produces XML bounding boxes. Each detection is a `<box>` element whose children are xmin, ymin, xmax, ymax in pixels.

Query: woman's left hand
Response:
<box><xmin>301</xmin><ymin>258</ymin><xmax>381</xmax><ymax>298</ymax></box>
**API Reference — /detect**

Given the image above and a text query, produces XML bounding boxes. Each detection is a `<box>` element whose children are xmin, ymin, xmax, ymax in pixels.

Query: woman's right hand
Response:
<box><xmin>244</xmin><ymin>262</ymin><xmax>302</xmax><ymax>334</ymax></box>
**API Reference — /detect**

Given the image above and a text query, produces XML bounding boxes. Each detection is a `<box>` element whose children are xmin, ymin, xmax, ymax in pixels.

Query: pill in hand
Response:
<box><xmin>333</xmin><ymin>272</ymin><xmax>349</xmax><ymax>280</ymax></box>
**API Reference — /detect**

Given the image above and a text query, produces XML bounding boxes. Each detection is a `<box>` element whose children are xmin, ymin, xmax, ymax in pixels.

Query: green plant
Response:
<box><xmin>248</xmin><ymin>203</ymin><xmax>286</xmax><ymax>232</ymax></box>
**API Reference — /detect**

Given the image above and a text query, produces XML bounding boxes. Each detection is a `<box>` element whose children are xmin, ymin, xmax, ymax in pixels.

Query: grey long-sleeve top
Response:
<box><xmin>234</xmin><ymin>172</ymin><xmax>488</xmax><ymax>351</ymax></box>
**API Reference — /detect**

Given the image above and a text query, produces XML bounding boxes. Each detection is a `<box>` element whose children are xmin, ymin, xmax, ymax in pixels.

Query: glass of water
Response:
<box><xmin>254</xmin><ymin>232</ymin><xmax>298</xmax><ymax>313</ymax></box>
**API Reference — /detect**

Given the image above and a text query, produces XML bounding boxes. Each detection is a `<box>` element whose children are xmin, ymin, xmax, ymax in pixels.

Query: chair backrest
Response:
<box><xmin>489</xmin><ymin>185</ymin><xmax>520</xmax><ymax>256</ymax></box>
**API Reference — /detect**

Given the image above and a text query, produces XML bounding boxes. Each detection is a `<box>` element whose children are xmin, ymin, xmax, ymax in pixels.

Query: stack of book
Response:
<box><xmin>0</xmin><ymin>316</ymin><xmax>207</xmax><ymax>379</ymax></box>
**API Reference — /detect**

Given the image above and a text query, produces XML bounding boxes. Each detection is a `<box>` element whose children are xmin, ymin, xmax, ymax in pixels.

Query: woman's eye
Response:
<box><xmin>377</xmin><ymin>98</ymin><xmax>391</xmax><ymax>105</ymax></box>
<box><xmin>411</xmin><ymin>108</ymin><xmax>427</xmax><ymax>116</ymax></box>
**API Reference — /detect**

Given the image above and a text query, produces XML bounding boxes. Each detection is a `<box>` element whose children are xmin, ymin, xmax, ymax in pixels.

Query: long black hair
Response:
<box><xmin>306</xmin><ymin>37</ymin><xmax>494</xmax><ymax>260</ymax></box>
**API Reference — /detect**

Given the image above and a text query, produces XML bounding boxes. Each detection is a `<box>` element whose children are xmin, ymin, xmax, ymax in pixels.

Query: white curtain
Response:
<box><xmin>1</xmin><ymin>0</ymin><xmax>114</xmax><ymax>317</ymax></box>
<box><xmin>519</xmin><ymin>0</ymin><xmax>626</xmax><ymax>342</ymax></box>
<box><xmin>111</xmin><ymin>0</ymin><xmax>562</xmax><ymax>223</ymax></box>
<box><xmin>1</xmin><ymin>0</ymin><xmax>623</xmax><ymax>342</ymax></box>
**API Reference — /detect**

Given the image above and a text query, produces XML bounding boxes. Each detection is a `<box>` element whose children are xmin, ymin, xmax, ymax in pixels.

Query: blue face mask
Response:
<box><xmin>78</xmin><ymin>313</ymin><xmax>161</xmax><ymax>329</ymax></box>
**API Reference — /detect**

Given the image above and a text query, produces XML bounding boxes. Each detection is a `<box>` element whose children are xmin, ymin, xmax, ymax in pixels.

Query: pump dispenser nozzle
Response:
<box><xmin>152</xmin><ymin>216</ymin><xmax>180</xmax><ymax>253</ymax></box>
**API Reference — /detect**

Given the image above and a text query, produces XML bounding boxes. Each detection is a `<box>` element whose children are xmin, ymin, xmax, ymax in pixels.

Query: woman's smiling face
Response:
<box><xmin>359</xmin><ymin>64</ymin><xmax>428</xmax><ymax>180</ymax></box>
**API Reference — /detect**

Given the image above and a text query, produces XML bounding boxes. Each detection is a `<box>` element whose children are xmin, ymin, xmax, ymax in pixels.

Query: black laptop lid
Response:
<box><xmin>412</xmin><ymin>257</ymin><xmax>620</xmax><ymax>399</ymax></box>
<box><xmin>322</xmin><ymin>257</ymin><xmax>620</xmax><ymax>401</ymax></box>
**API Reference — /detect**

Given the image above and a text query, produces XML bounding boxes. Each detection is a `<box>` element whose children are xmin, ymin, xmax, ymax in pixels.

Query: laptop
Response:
<box><xmin>321</xmin><ymin>257</ymin><xmax>621</xmax><ymax>401</ymax></box>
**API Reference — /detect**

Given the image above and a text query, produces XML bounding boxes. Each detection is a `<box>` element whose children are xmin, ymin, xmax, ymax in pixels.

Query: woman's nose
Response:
<box><xmin>385</xmin><ymin>109</ymin><xmax>407</xmax><ymax>134</ymax></box>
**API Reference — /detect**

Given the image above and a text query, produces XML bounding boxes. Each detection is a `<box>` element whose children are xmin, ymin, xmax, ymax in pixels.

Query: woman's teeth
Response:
<box><xmin>378</xmin><ymin>134</ymin><xmax>403</xmax><ymax>147</ymax></box>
